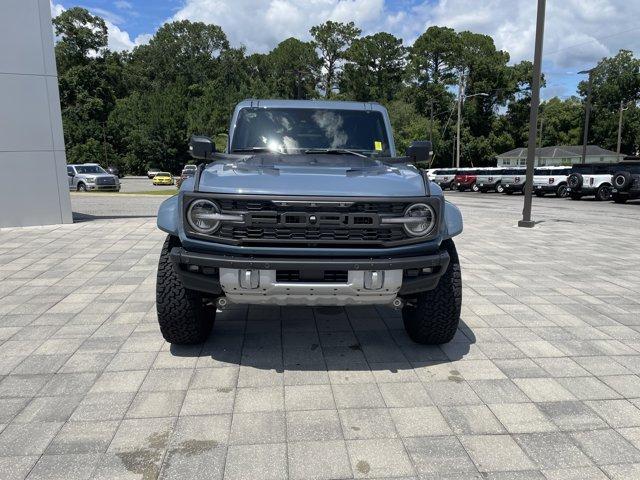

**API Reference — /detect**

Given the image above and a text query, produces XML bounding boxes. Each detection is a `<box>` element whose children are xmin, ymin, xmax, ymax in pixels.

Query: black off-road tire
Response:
<box><xmin>595</xmin><ymin>184</ymin><xmax>612</xmax><ymax>202</ymax></box>
<box><xmin>556</xmin><ymin>184</ymin><xmax>568</xmax><ymax>198</ymax></box>
<box><xmin>613</xmin><ymin>194</ymin><xmax>628</xmax><ymax>204</ymax></box>
<box><xmin>496</xmin><ymin>183</ymin><xmax>504</xmax><ymax>194</ymax></box>
<box><xmin>156</xmin><ymin>236</ymin><xmax>215</xmax><ymax>344</ymax></box>
<box><xmin>569</xmin><ymin>192</ymin><xmax>582</xmax><ymax>200</ymax></box>
<box><xmin>504</xmin><ymin>189</ymin><xmax>514</xmax><ymax>195</ymax></box>
<box><xmin>77</xmin><ymin>183</ymin><xmax>87</xmax><ymax>192</ymax></box>
<box><xmin>535</xmin><ymin>191</ymin><xmax>545</xmax><ymax>197</ymax></box>
<box><xmin>471</xmin><ymin>183</ymin><xmax>479</xmax><ymax>192</ymax></box>
<box><xmin>401</xmin><ymin>240</ymin><xmax>462</xmax><ymax>345</ymax></box>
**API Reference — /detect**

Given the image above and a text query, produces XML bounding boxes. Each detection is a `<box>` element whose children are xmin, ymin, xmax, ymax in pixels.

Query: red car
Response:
<box><xmin>453</xmin><ymin>169</ymin><xmax>479</xmax><ymax>192</ymax></box>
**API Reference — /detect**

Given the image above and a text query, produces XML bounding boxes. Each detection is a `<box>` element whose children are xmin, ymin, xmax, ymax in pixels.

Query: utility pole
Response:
<box><xmin>579</xmin><ymin>68</ymin><xmax>595</xmax><ymax>164</ymax></box>
<box><xmin>617</xmin><ymin>100</ymin><xmax>630</xmax><ymax>155</ymax></box>
<box><xmin>455</xmin><ymin>73</ymin><xmax>464</xmax><ymax>168</ymax></box>
<box><xmin>518</xmin><ymin>0</ymin><xmax>546</xmax><ymax>229</ymax></box>
<box><xmin>429</xmin><ymin>100</ymin><xmax>434</xmax><ymax>143</ymax></box>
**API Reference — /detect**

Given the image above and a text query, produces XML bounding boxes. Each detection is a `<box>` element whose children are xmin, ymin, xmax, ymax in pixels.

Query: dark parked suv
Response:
<box><xmin>611</xmin><ymin>162</ymin><xmax>640</xmax><ymax>203</ymax></box>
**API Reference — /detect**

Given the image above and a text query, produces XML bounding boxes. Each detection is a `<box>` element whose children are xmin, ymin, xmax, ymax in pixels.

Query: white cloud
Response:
<box><xmin>169</xmin><ymin>0</ymin><xmax>638</xmax><ymax>71</ymax></box>
<box><xmin>172</xmin><ymin>0</ymin><xmax>387</xmax><ymax>52</ymax></box>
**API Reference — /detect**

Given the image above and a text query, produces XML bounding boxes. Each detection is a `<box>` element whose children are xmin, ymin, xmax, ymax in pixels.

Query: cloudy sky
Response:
<box><xmin>50</xmin><ymin>0</ymin><xmax>639</xmax><ymax>99</ymax></box>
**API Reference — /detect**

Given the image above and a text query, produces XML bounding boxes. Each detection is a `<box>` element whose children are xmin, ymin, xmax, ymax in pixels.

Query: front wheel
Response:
<box><xmin>569</xmin><ymin>193</ymin><xmax>582</xmax><ymax>201</ymax></box>
<box><xmin>556</xmin><ymin>185</ymin><xmax>568</xmax><ymax>198</ymax></box>
<box><xmin>471</xmin><ymin>183</ymin><xmax>479</xmax><ymax>192</ymax></box>
<box><xmin>596</xmin><ymin>185</ymin><xmax>612</xmax><ymax>201</ymax></box>
<box><xmin>156</xmin><ymin>236</ymin><xmax>216</xmax><ymax>344</ymax></box>
<box><xmin>401</xmin><ymin>240</ymin><xmax>462</xmax><ymax>345</ymax></box>
<box><xmin>613</xmin><ymin>195</ymin><xmax>628</xmax><ymax>204</ymax></box>
<box><xmin>496</xmin><ymin>184</ymin><xmax>504</xmax><ymax>194</ymax></box>
<box><xmin>77</xmin><ymin>183</ymin><xmax>87</xmax><ymax>192</ymax></box>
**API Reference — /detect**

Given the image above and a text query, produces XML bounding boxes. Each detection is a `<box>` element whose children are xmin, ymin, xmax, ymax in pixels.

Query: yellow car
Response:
<box><xmin>152</xmin><ymin>172</ymin><xmax>174</xmax><ymax>186</ymax></box>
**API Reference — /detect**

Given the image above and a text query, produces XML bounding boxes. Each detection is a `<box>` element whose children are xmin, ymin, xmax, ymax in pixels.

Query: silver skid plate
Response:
<box><xmin>219</xmin><ymin>268</ymin><xmax>403</xmax><ymax>306</ymax></box>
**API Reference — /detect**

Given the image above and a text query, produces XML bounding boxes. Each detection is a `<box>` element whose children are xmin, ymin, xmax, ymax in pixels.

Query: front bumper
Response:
<box><xmin>503</xmin><ymin>183</ymin><xmax>525</xmax><ymax>191</ymax></box>
<box><xmin>566</xmin><ymin>186</ymin><xmax>596</xmax><ymax>195</ymax></box>
<box><xmin>534</xmin><ymin>184</ymin><xmax>557</xmax><ymax>192</ymax></box>
<box><xmin>169</xmin><ymin>247</ymin><xmax>450</xmax><ymax>304</ymax></box>
<box><xmin>87</xmin><ymin>184</ymin><xmax>119</xmax><ymax>191</ymax></box>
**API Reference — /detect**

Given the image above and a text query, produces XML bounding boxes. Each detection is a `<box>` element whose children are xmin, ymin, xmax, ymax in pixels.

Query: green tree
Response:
<box><xmin>53</xmin><ymin>7</ymin><xmax>108</xmax><ymax>72</ymax></box>
<box><xmin>129</xmin><ymin>21</ymin><xmax>229</xmax><ymax>88</ymax></box>
<box><xmin>341</xmin><ymin>32</ymin><xmax>406</xmax><ymax>101</ymax></box>
<box><xmin>578</xmin><ymin>50</ymin><xmax>640</xmax><ymax>154</ymax></box>
<box><xmin>310</xmin><ymin>21</ymin><xmax>361</xmax><ymax>98</ymax></box>
<box><xmin>266</xmin><ymin>38</ymin><xmax>321</xmax><ymax>99</ymax></box>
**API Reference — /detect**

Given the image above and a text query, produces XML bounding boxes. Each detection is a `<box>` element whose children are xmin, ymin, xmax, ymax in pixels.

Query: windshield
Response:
<box><xmin>231</xmin><ymin>108</ymin><xmax>392</xmax><ymax>157</ymax></box>
<box><xmin>157</xmin><ymin>172</ymin><xmax>171</xmax><ymax>176</ymax></box>
<box><xmin>75</xmin><ymin>165</ymin><xmax>107</xmax><ymax>174</ymax></box>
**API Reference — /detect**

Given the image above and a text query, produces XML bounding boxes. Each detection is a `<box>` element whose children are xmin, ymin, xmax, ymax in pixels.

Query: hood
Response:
<box><xmin>197</xmin><ymin>154</ymin><xmax>427</xmax><ymax>197</ymax></box>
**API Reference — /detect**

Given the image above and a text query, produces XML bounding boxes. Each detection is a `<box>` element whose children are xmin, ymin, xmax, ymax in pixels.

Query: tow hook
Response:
<box><xmin>391</xmin><ymin>298</ymin><xmax>404</xmax><ymax>309</ymax></box>
<box><xmin>216</xmin><ymin>297</ymin><xmax>229</xmax><ymax>310</ymax></box>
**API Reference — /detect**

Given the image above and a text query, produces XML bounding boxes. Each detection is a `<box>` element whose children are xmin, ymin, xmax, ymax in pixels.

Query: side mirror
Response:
<box><xmin>67</xmin><ymin>171</ymin><xmax>74</xmax><ymax>177</ymax></box>
<box><xmin>189</xmin><ymin>135</ymin><xmax>216</xmax><ymax>160</ymax></box>
<box><xmin>406</xmin><ymin>141</ymin><xmax>433</xmax><ymax>165</ymax></box>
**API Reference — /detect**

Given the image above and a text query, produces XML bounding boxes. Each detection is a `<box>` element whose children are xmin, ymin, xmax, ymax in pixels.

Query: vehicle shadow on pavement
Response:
<box><xmin>73</xmin><ymin>212</ymin><xmax>157</xmax><ymax>222</ymax></box>
<box><xmin>169</xmin><ymin>305</ymin><xmax>476</xmax><ymax>372</ymax></box>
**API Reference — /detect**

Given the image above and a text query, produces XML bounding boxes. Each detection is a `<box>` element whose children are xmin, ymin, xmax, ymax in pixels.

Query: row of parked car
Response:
<box><xmin>427</xmin><ymin>161</ymin><xmax>640</xmax><ymax>203</ymax></box>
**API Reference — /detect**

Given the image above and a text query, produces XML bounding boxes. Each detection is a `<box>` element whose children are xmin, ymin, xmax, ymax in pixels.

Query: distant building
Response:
<box><xmin>496</xmin><ymin>146</ymin><xmax>623</xmax><ymax>167</ymax></box>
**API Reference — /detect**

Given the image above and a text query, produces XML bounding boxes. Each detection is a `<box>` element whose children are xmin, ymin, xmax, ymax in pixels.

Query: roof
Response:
<box><xmin>497</xmin><ymin>145</ymin><xmax>621</xmax><ymax>159</ymax></box>
<box><xmin>235</xmin><ymin>99</ymin><xmax>384</xmax><ymax>112</ymax></box>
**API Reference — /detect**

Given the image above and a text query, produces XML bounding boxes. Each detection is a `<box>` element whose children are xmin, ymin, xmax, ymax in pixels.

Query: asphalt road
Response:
<box><xmin>118</xmin><ymin>175</ymin><xmax>178</xmax><ymax>193</ymax></box>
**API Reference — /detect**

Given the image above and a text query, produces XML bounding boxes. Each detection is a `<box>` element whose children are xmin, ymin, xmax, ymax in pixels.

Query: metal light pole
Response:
<box><xmin>578</xmin><ymin>68</ymin><xmax>595</xmax><ymax>164</ymax></box>
<box><xmin>518</xmin><ymin>0</ymin><xmax>546</xmax><ymax>228</ymax></box>
<box><xmin>455</xmin><ymin>75</ymin><xmax>464</xmax><ymax>168</ymax></box>
<box><xmin>617</xmin><ymin>100</ymin><xmax>630</xmax><ymax>155</ymax></box>
<box><xmin>455</xmin><ymin>87</ymin><xmax>488</xmax><ymax>168</ymax></box>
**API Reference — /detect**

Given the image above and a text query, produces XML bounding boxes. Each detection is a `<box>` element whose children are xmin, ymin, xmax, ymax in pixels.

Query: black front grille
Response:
<box><xmin>211</xmin><ymin>199</ymin><xmax>411</xmax><ymax>247</ymax></box>
<box><xmin>97</xmin><ymin>177</ymin><xmax>115</xmax><ymax>185</ymax></box>
<box><xmin>217</xmin><ymin>225</ymin><xmax>405</xmax><ymax>244</ymax></box>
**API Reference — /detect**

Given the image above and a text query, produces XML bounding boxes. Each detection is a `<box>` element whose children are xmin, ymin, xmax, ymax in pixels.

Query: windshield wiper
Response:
<box><xmin>303</xmin><ymin>148</ymin><xmax>367</xmax><ymax>158</ymax></box>
<box><xmin>231</xmin><ymin>147</ymin><xmax>276</xmax><ymax>153</ymax></box>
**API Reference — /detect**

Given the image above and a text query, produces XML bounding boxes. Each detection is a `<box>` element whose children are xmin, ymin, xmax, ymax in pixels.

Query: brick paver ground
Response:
<box><xmin>1</xmin><ymin>192</ymin><xmax>639</xmax><ymax>479</ymax></box>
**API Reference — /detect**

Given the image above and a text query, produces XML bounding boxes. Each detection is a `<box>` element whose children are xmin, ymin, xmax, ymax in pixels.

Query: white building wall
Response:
<box><xmin>0</xmin><ymin>0</ymin><xmax>72</xmax><ymax>227</ymax></box>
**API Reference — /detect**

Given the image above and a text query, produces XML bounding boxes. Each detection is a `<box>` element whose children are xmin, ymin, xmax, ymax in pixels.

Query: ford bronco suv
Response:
<box><xmin>501</xmin><ymin>167</ymin><xmax>527</xmax><ymax>194</ymax></box>
<box><xmin>611</xmin><ymin>162</ymin><xmax>640</xmax><ymax>204</ymax></box>
<box><xmin>476</xmin><ymin>168</ymin><xmax>505</xmax><ymax>193</ymax></box>
<box><xmin>533</xmin><ymin>166</ymin><xmax>571</xmax><ymax>198</ymax></box>
<box><xmin>155</xmin><ymin>100</ymin><xmax>463</xmax><ymax>345</ymax></box>
<box><xmin>432</xmin><ymin>168</ymin><xmax>458</xmax><ymax>190</ymax></box>
<box><xmin>453</xmin><ymin>169</ymin><xmax>479</xmax><ymax>192</ymax></box>
<box><xmin>566</xmin><ymin>163</ymin><xmax>616</xmax><ymax>201</ymax></box>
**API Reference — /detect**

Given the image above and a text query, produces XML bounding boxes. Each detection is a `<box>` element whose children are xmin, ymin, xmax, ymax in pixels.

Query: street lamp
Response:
<box><xmin>518</xmin><ymin>0</ymin><xmax>546</xmax><ymax>228</ymax></box>
<box><xmin>578</xmin><ymin>68</ymin><xmax>595</xmax><ymax>164</ymax></box>
<box><xmin>455</xmin><ymin>91</ymin><xmax>489</xmax><ymax>168</ymax></box>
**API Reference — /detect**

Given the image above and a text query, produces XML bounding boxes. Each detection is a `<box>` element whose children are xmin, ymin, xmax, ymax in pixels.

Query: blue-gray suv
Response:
<box><xmin>156</xmin><ymin>100</ymin><xmax>463</xmax><ymax>345</ymax></box>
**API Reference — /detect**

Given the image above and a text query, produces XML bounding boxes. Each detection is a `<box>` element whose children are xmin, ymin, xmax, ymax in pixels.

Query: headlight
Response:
<box><xmin>403</xmin><ymin>203</ymin><xmax>436</xmax><ymax>237</ymax></box>
<box><xmin>85</xmin><ymin>177</ymin><xmax>96</xmax><ymax>183</ymax></box>
<box><xmin>187</xmin><ymin>199</ymin><xmax>221</xmax><ymax>234</ymax></box>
